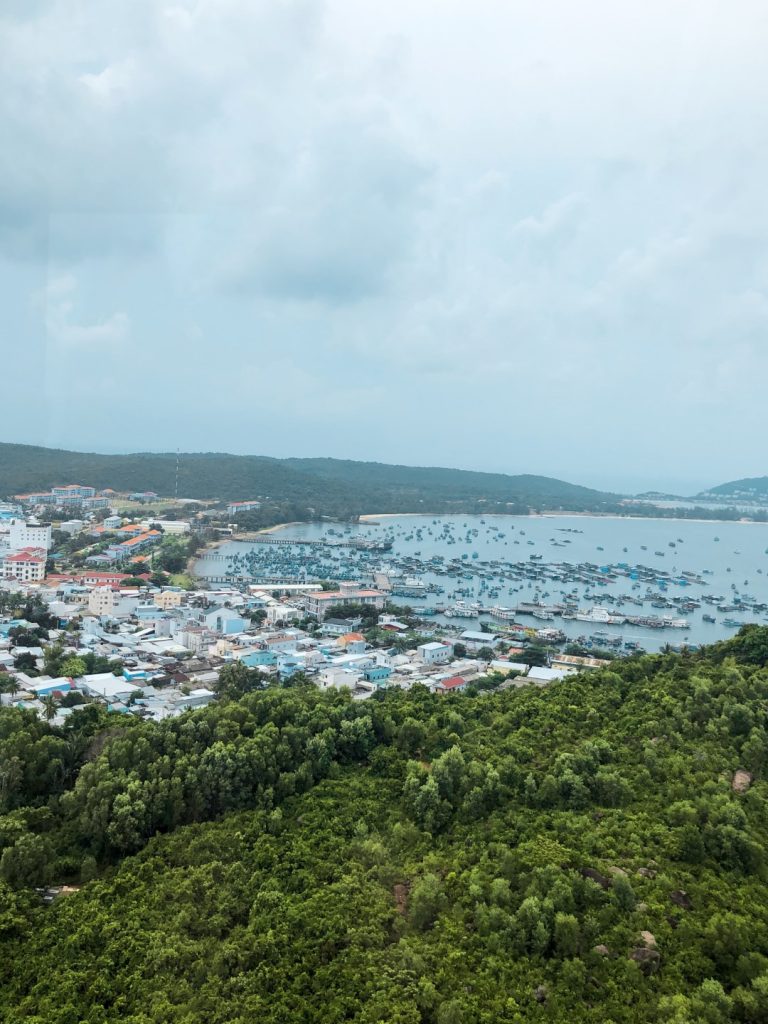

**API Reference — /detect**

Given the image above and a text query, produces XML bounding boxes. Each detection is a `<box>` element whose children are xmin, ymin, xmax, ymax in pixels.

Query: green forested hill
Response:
<box><xmin>4</xmin><ymin>630</ymin><xmax>768</xmax><ymax>1021</ymax></box>
<box><xmin>702</xmin><ymin>476</ymin><xmax>768</xmax><ymax>499</ymax></box>
<box><xmin>0</xmin><ymin>442</ymin><xmax>614</xmax><ymax>512</ymax></box>
<box><xmin>285</xmin><ymin>457</ymin><xmax>610</xmax><ymax>508</ymax></box>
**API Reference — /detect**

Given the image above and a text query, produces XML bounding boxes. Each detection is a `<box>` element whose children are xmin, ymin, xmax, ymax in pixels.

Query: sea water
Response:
<box><xmin>195</xmin><ymin>513</ymin><xmax>768</xmax><ymax>652</ymax></box>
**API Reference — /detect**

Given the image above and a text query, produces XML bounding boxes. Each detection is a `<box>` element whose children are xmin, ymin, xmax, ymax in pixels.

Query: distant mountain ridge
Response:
<box><xmin>0</xmin><ymin>442</ymin><xmax>615</xmax><ymax>513</ymax></box>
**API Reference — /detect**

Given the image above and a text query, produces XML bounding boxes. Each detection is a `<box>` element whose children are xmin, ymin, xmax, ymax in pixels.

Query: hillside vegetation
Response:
<box><xmin>3</xmin><ymin>629</ymin><xmax>768</xmax><ymax>1021</ymax></box>
<box><xmin>702</xmin><ymin>477</ymin><xmax>768</xmax><ymax>499</ymax></box>
<box><xmin>0</xmin><ymin>442</ymin><xmax>613</xmax><ymax>513</ymax></box>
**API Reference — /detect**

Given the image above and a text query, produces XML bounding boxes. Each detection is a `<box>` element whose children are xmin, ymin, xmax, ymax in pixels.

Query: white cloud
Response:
<box><xmin>38</xmin><ymin>273</ymin><xmax>129</xmax><ymax>349</ymax></box>
<box><xmin>2</xmin><ymin>0</ymin><xmax>768</xmax><ymax>488</ymax></box>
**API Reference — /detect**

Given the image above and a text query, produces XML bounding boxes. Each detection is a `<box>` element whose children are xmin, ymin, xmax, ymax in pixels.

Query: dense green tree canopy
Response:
<box><xmin>2</xmin><ymin>631</ymin><xmax>768</xmax><ymax>1021</ymax></box>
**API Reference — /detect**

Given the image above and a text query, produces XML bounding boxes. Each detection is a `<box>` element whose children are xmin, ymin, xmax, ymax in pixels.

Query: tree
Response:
<box><xmin>60</xmin><ymin>657</ymin><xmax>86</xmax><ymax>679</ymax></box>
<box><xmin>554</xmin><ymin>912</ymin><xmax>580</xmax><ymax>957</ymax></box>
<box><xmin>524</xmin><ymin>644</ymin><xmax>550</xmax><ymax>667</ymax></box>
<box><xmin>9</xmin><ymin>628</ymin><xmax>42</xmax><ymax>648</ymax></box>
<box><xmin>0</xmin><ymin>833</ymin><xmax>53</xmax><ymax>888</ymax></box>
<box><xmin>436</xmin><ymin>1000</ymin><xmax>463</xmax><ymax>1024</ymax></box>
<box><xmin>41</xmin><ymin>695</ymin><xmax>57</xmax><ymax>722</ymax></box>
<box><xmin>216</xmin><ymin>662</ymin><xmax>267</xmax><ymax>699</ymax></box>
<box><xmin>410</xmin><ymin>873</ymin><xmax>445</xmax><ymax>930</ymax></box>
<box><xmin>432</xmin><ymin>745</ymin><xmax>467</xmax><ymax>806</ymax></box>
<box><xmin>80</xmin><ymin>855</ymin><xmax>98</xmax><ymax>883</ymax></box>
<box><xmin>0</xmin><ymin>675</ymin><xmax>20</xmax><ymax>700</ymax></box>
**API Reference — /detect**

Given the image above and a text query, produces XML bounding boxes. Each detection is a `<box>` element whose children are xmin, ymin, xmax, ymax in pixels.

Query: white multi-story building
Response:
<box><xmin>227</xmin><ymin>500</ymin><xmax>262</xmax><ymax>516</ymax></box>
<box><xmin>1</xmin><ymin>548</ymin><xmax>47</xmax><ymax>582</ymax></box>
<box><xmin>153</xmin><ymin>520</ymin><xmax>191</xmax><ymax>535</ymax></box>
<box><xmin>88</xmin><ymin>587</ymin><xmax>116</xmax><ymax>616</ymax></box>
<box><xmin>265</xmin><ymin>603</ymin><xmax>300</xmax><ymax>625</ymax></box>
<box><xmin>59</xmin><ymin>520</ymin><xmax>85</xmax><ymax>536</ymax></box>
<box><xmin>305</xmin><ymin>586</ymin><xmax>386</xmax><ymax>620</ymax></box>
<box><xmin>52</xmin><ymin>484</ymin><xmax>96</xmax><ymax>499</ymax></box>
<box><xmin>7</xmin><ymin>519</ymin><xmax>52</xmax><ymax>551</ymax></box>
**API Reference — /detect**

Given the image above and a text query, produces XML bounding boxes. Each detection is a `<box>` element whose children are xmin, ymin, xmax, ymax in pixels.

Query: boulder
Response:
<box><xmin>580</xmin><ymin>867</ymin><xmax>612</xmax><ymax>890</ymax></box>
<box><xmin>630</xmin><ymin>947</ymin><xmax>661</xmax><ymax>974</ymax></box>
<box><xmin>732</xmin><ymin>770</ymin><xmax>752</xmax><ymax>794</ymax></box>
<box><xmin>592</xmin><ymin>944</ymin><xmax>611</xmax><ymax>957</ymax></box>
<box><xmin>670</xmin><ymin>890</ymin><xmax>692</xmax><ymax>910</ymax></box>
<box><xmin>640</xmin><ymin>930</ymin><xmax>657</xmax><ymax>948</ymax></box>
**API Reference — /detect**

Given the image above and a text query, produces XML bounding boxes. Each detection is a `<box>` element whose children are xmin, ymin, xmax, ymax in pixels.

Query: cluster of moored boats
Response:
<box><xmin>198</xmin><ymin>516</ymin><xmax>768</xmax><ymax>652</ymax></box>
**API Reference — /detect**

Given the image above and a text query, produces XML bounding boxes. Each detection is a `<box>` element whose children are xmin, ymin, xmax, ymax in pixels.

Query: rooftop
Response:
<box><xmin>438</xmin><ymin>676</ymin><xmax>466</xmax><ymax>690</ymax></box>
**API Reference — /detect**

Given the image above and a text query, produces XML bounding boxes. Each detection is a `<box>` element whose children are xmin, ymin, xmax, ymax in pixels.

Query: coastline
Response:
<box><xmin>190</xmin><ymin>521</ymin><xmax>309</xmax><ymax>578</ymax></box>
<box><xmin>359</xmin><ymin>510</ymin><xmax>768</xmax><ymax>527</ymax></box>
<box><xmin>191</xmin><ymin>507</ymin><xmax>768</xmax><ymax>579</ymax></box>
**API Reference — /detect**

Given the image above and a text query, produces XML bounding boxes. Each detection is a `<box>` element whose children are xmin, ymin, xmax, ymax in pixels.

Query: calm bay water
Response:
<box><xmin>196</xmin><ymin>514</ymin><xmax>768</xmax><ymax>652</ymax></box>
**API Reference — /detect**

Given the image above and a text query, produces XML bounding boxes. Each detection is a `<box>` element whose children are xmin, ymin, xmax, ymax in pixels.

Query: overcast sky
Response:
<box><xmin>3</xmin><ymin>1</ymin><xmax>767</xmax><ymax>494</ymax></box>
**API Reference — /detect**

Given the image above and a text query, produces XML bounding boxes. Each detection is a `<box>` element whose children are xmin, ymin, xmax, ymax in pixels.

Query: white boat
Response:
<box><xmin>444</xmin><ymin>601</ymin><xmax>480</xmax><ymax>618</ymax></box>
<box><xmin>490</xmin><ymin>606</ymin><xmax>518</xmax><ymax>621</ymax></box>
<box><xmin>661</xmin><ymin>616</ymin><xmax>690</xmax><ymax>629</ymax></box>
<box><xmin>574</xmin><ymin>606</ymin><xmax>626</xmax><ymax>625</ymax></box>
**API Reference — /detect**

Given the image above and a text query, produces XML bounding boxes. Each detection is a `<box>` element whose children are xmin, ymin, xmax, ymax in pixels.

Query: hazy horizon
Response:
<box><xmin>3</xmin><ymin>2</ymin><xmax>767</xmax><ymax>493</ymax></box>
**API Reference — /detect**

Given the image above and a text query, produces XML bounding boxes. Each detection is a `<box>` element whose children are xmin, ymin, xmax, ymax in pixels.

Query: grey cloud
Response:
<box><xmin>2</xmin><ymin>0</ymin><xmax>768</xmax><ymax>491</ymax></box>
<box><xmin>223</xmin><ymin>115</ymin><xmax>430</xmax><ymax>303</ymax></box>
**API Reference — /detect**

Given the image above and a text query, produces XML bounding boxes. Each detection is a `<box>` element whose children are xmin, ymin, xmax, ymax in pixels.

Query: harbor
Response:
<box><xmin>194</xmin><ymin>513</ymin><xmax>768</xmax><ymax>653</ymax></box>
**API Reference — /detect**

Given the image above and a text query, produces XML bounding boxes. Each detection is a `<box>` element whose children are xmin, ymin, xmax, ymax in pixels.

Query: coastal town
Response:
<box><xmin>0</xmin><ymin>483</ymin><xmax>613</xmax><ymax>724</ymax></box>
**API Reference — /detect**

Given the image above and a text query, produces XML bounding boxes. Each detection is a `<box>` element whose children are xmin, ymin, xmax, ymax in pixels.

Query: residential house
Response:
<box><xmin>318</xmin><ymin>666</ymin><xmax>361</xmax><ymax>690</ymax></box>
<box><xmin>434</xmin><ymin>675</ymin><xmax>468</xmax><ymax>694</ymax></box>
<box><xmin>79</xmin><ymin>673</ymin><xmax>142</xmax><ymax>702</ymax></box>
<box><xmin>31</xmin><ymin>678</ymin><xmax>73</xmax><ymax>697</ymax></box>
<box><xmin>172</xmin><ymin>688</ymin><xmax>216</xmax><ymax>711</ymax></box>
<box><xmin>417</xmin><ymin>641</ymin><xmax>453</xmax><ymax>665</ymax></box>
<box><xmin>238</xmin><ymin>648</ymin><xmax>278</xmax><ymax>669</ymax></box>
<box><xmin>202</xmin><ymin>607</ymin><xmax>250</xmax><ymax>635</ymax></box>
<box><xmin>320</xmin><ymin>617</ymin><xmax>363</xmax><ymax>636</ymax></box>
<box><xmin>337</xmin><ymin>632</ymin><xmax>367</xmax><ymax>654</ymax></box>
<box><xmin>362</xmin><ymin>664</ymin><xmax>392</xmax><ymax>686</ymax></box>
